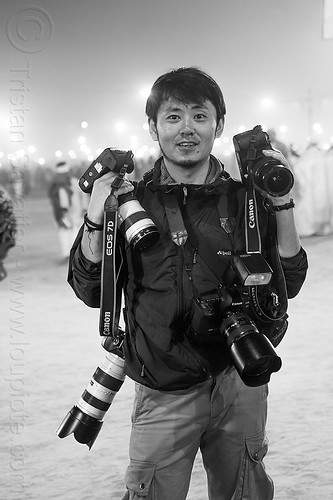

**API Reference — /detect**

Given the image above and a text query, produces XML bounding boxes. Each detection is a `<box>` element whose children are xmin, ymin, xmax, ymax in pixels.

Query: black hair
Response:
<box><xmin>145</xmin><ymin>67</ymin><xmax>226</xmax><ymax>125</ymax></box>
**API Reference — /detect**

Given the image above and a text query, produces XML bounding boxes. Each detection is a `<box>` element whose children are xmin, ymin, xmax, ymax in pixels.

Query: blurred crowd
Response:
<box><xmin>0</xmin><ymin>142</ymin><xmax>332</xmax><ymax>277</ymax></box>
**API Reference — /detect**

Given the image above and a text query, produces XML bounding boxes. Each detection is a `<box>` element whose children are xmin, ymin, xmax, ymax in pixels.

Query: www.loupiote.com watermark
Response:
<box><xmin>5</xmin><ymin>6</ymin><xmax>54</xmax><ymax>498</ymax></box>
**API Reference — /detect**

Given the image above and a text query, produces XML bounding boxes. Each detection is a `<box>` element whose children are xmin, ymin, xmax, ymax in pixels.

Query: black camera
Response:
<box><xmin>233</xmin><ymin>125</ymin><xmax>294</xmax><ymax>197</ymax></box>
<box><xmin>79</xmin><ymin>149</ymin><xmax>159</xmax><ymax>250</ymax></box>
<box><xmin>79</xmin><ymin>148</ymin><xmax>135</xmax><ymax>194</ymax></box>
<box><xmin>188</xmin><ymin>254</ymin><xmax>281</xmax><ymax>387</ymax></box>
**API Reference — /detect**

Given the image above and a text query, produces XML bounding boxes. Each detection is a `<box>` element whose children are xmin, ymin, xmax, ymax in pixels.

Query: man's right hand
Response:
<box><xmin>87</xmin><ymin>168</ymin><xmax>134</xmax><ymax>225</ymax></box>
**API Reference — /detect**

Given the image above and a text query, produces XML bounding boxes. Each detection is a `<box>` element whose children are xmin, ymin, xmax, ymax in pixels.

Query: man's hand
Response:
<box><xmin>87</xmin><ymin>168</ymin><xmax>134</xmax><ymax>225</ymax></box>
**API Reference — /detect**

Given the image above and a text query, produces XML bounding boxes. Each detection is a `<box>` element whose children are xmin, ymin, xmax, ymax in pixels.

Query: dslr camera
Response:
<box><xmin>79</xmin><ymin>148</ymin><xmax>159</xmax><ymax>251</ymax></box>
<box><xmin>189</xmin><ymin>254</ymin><xmax>281</xmax><ymax>387</ymax></box>
<box><xmin>233</xmin><ymin>125</ymin><xmax>294</xmax><ymax>197</ymax></box>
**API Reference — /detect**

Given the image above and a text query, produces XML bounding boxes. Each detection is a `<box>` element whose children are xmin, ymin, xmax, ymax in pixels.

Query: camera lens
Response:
<box><xmin>243</xmin><ymin>355</ymin><xmax>278</xmax><ymax>377</ymax></box>
<box><xmin>221</xmin><ymin>310</ymin><xmax>282</xmax><ymax>386</ymax></box>
<box><xmin>57</xmin><ymin>351</ymin><xmax>126</xmax><ymax>448</ymax></box>
<box><xmin>77</xmin><ymin>352</ymin><xmax>125</xmax><ymax>420</ymax></box>
<box><xmin>252</xmin><ymin>159</ymin><xmax>294</xmax><ymax>197</ymax></box>
<box><xmin>117</xmin><ymin>192</ymin><xmax>159</xmax><ymax>251</ymax></box>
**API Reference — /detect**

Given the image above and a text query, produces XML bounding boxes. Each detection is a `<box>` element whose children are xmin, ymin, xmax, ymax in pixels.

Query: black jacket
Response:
<box><xmin>68</xmin><ymin>158</ymin><xmax>308</xmax><ymax>390</ymax></box>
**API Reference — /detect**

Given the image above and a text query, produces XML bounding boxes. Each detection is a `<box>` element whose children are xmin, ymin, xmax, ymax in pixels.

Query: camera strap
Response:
<box><xmin>99</xmin><ymin>194</ymin><xmax>123</xmax><ymax>343</ymax></box>
<box><xmin>163</xmin><ymin>192</ymin><xmax>230</xmax><ymax>285</ymax></box>
<box><xmin>245</xmin><ymin>128</ymin><xmax>263</xmax><ymax>254</ymax></box>
<box><xmin>99</xmin><ymin>154</ymin><xmax>132</xmax><ymax>345</ymax></box>
<box><xmin>163</xmin><ymin>192</ymin><xmax>188</xmax><ymax>246</ymax></box>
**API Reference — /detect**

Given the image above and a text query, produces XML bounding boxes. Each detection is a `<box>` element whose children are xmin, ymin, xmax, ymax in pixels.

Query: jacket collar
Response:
<box><xmin>154</xmin><ymin>155</ymin><xmax>226</xmax><ymax>186</ymax></box>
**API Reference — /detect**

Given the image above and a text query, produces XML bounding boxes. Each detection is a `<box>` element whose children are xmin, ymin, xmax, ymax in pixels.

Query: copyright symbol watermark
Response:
<box><xmin>6</xmin><ymin>5</ymin><xmax>54</xmax><ymax>53</ymax></box>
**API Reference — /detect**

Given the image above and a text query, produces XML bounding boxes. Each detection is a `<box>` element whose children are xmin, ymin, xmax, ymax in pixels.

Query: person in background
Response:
<box><xmin>48</xmin><ymin>161</ymin><xmax>84</xmax><ymax>261</ymax></box>
<box><xmin>0</xmin><ymin>187</ymin><xmax>17</xmax><ymax>281</ymax></box>
<box><xmin>68</xmin><ymin>67</ymin><xmax>308</xmax><ymax>499</ymax></box>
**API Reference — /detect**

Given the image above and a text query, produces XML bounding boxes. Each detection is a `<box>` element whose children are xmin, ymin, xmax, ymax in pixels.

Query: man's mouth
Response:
<box><xmin>177</xmin><ymin>141</ymin><xmax>198</xmax><ymax>148</ymax></box>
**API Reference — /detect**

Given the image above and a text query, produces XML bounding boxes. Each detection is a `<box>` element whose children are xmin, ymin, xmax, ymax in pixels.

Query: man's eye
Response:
<box><xmin>195</xmin><ymin>113</ymin><xmax>207</xmax><ymax>120</ymax></box>
<box><xmin>166</xmin><ymin>114</ymin><xmax>180</xmax><ymax>120</ymax></box>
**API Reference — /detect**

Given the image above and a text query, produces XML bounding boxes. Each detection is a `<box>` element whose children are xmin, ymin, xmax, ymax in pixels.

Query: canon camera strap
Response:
<box><xmin>245</xmin><ymin>126</ymin><xmax>263</xmax><ymax>254</ymax></box>
<box><xmin>99</xmin><ymin>151</ymin><xmax>133</xmax><ymax>344</ymax></box>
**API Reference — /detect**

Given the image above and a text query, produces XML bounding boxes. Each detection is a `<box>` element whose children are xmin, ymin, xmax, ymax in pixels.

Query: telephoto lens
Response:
<box><xmin>56</xmin><ymin>350</ymin><xmax>126</xmax><ymax>449</ymax></box>
<box><xmin>117</xmin><ymin>192</ymin><xmax>159</xmax><ymax>251</ymax></box>
<box><xmin>221</xmin><ymin>310</ymin><xmax>282</xmax><ymax>387</ymax></box>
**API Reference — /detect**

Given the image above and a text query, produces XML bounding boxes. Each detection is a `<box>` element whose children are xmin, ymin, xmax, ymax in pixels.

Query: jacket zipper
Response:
<box><xmin>182</xmin><ymin>186</ymin><xmax>188</xmax><ymax>205</ymax></box>
<box><xmin>182</xmin><ymin>340</ymin><xmax>209</xmax><ymax>378</ymax></box>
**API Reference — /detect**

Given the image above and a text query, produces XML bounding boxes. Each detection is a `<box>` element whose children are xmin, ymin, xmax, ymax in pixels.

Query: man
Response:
<box><xmin>68</xmin><ymin>67</ymin><xmax>308</xmax><ymax>499</ymax></box>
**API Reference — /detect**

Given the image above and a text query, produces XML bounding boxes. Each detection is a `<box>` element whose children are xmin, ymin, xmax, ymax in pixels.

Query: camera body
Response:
<box><xmin>233</xmin><ymin>125</ymin><xmax>294</xmax><ymax>197</ymax></box>
<box><xmin>79</xmin><ymin>148</ymin><xmax>135</xmax><ymax>194</ymax></box>
<box><xmin>189</xmin><ymin>285</ymin><xmax>249</xmax><ymax>345</ymax></box>
<box><xmin>79</xmin><ymin>149</ymin><xmax>159</xmax><ymax>250</ymax></box>
<box><xmin>188</xmin><ymin>255</ymin><xmax>281</xmax><ymax>387</ymax></box>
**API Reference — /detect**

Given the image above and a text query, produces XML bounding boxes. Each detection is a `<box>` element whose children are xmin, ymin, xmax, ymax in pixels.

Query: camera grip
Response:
<box><xmin>79</xmin><ymin>148</ymin><xmax>134</xmax><ymax>193</ymax></box>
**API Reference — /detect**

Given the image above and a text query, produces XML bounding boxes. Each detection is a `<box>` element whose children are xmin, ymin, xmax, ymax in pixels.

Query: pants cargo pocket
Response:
<box><xmin>123</xmin><ymin>460</ymin><xmax>156</xmax><ymax>499</ymax></box>
<box><xmin>241</xmin><ymin>431</ymin><xmax>274</xmax><ymax>500</ymax></box>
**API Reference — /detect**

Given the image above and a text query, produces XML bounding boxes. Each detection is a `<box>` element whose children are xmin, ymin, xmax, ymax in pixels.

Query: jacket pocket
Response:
<box><xmin>124</xmin><ymin>459</ymin><xmax>156</xmax><ymax>499</ymax></box>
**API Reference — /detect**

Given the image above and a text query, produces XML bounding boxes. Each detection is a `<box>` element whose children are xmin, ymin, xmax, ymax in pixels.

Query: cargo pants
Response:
<box><xmin>121</xmin><ymin>366</ymin><xmax>274</xmax><ymax>500</ymax></box>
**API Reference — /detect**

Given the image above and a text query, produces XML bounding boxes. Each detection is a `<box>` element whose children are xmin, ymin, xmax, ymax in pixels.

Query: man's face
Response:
<box><xmin>149</xmin><ymin>98</ymin><xmax>223</xmax><ymax>170</ymax></box>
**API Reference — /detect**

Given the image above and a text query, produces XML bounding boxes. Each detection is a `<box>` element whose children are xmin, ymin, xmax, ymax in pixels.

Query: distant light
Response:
<box><xmin>149</xmin><ymin>147</ymin><xmax>157</xmax><ymax>155</ymax></box>
<box><xmin>55</xmin><ymin>150</ymin><xmax>62</xmax><ymax>158</ymax></box>
<box><xmin>312</xmin><ymin>123</ymin><xmax>323</xmax><ymax>134</ymax></box>
<box><xmin>322</xmin><ymin>143</ymin><xmax>330</xmax><ymax>151</ymax></box>
<box><xmin>16</xmin><ymin>149</ymin><xmax>26</xmax><ymax>157</ymax></box>
<box><xmin>81</xmin><ymin>121</ymin><xmax>88</xmax><ymax>129</ymax></box>
<box><xmin>279</xmin><ymin>125</ymin><xmax>288</xmax><ymax>134</ymax></box>
<box><xmin>78</xmin><ymin>136</ymin><xmax>86</xmax><ymax>144</ymax></box>
<box><xmin>80</xmin><ymin>144</ymin><xmax>91</xmax><ymax>154</ymax></box>
<box><xmin>214</xmin><ymin>138</ymin><xmax>221</xmax><ymax>146</ymax></box>
<box><xmin>135</xmin><ymin>148</ymin><xmax>144</xmax><ymax>158</ymax></box>
<box><xmin>95</xmin><ymin>148</ymin><xmax>103</xmax><ymax>156</ymax></box>
<box><xmin>140</xmin><ymin>87</ymin><xmax>151</xmax><ymax>98</ymax></box>
<box><xmin>261</xmin><ymin>97</ymin><xmax>273</xmax><ymax>109</ymax></box>
<box><xmin>222</xmin><ymin>136</ymin><xmax>229</xmax><ymax>144</ymax></box>
<box><xmin>115</xmin><ymin>121</ymin><xmax>126</xmax><ymax>132</ymax></box>
<box><xmin>28</xmin><ymin>145</ymin><xmax>36</xmax><ymax>153</ymax></box>
<box><xmin>0</xmin><ymin>151</ymin><xmax>4</xmax><ymax>158</ymax></box>
<box><xmin>238</xmin><ymin>125</ymin><xmax>246</xmax><ymax>133</ymax></box>
<box><xmin>68</xmin><ymin>150</ymin><xmax>76</xmax><ymax>159</ymax></box>
<box><xmin>142</xmin><ymin>123</ymin><xmax>149</xmax><ymax>131</ymax></box>
<box><xmin>38</xmin><ymin>157</ymin><xmax>46</xmax><ymax>165</ymax></box>
<box><xmin>87</xmin><ymin>154</ymin><xmax>94</xmax><ymax>161</ymax></box>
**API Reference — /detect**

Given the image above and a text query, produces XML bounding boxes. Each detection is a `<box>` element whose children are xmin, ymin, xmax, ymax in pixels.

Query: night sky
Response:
<box><xmin>1</xmin><ymin>0</ymin><xmax>333</xmax><ymax>164</ymax></box>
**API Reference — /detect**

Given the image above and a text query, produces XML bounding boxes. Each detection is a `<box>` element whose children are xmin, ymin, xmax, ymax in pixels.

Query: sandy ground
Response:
<box><xmin>1</xmin><ymin>195</ymin><xmax>332</xmax><ymax>500</ymax></box>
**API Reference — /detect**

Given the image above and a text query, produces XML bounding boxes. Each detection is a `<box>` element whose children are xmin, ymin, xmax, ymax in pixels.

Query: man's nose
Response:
<box><xmin>180</xmin><ymin>117</ymin><xmax>195</xmax><ymax>134</ymax></box>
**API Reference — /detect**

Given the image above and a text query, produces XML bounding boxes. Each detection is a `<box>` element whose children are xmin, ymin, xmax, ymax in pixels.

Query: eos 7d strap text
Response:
<box><xmin>99</xmin><ymin>151</ymin><xmax>133</xmax><ymax>343</ymax></box>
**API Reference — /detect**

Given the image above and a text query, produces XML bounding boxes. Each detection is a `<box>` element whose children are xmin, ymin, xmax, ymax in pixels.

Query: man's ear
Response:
<box><xmin>148</xmin><ymin>119</ymin><xmax>158</xmax><ymax>141</ymax></box>
<box><xmin>215</xmin><ymin>118</ymin><xmax>224</xmax><ymax>138</ymax></box>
